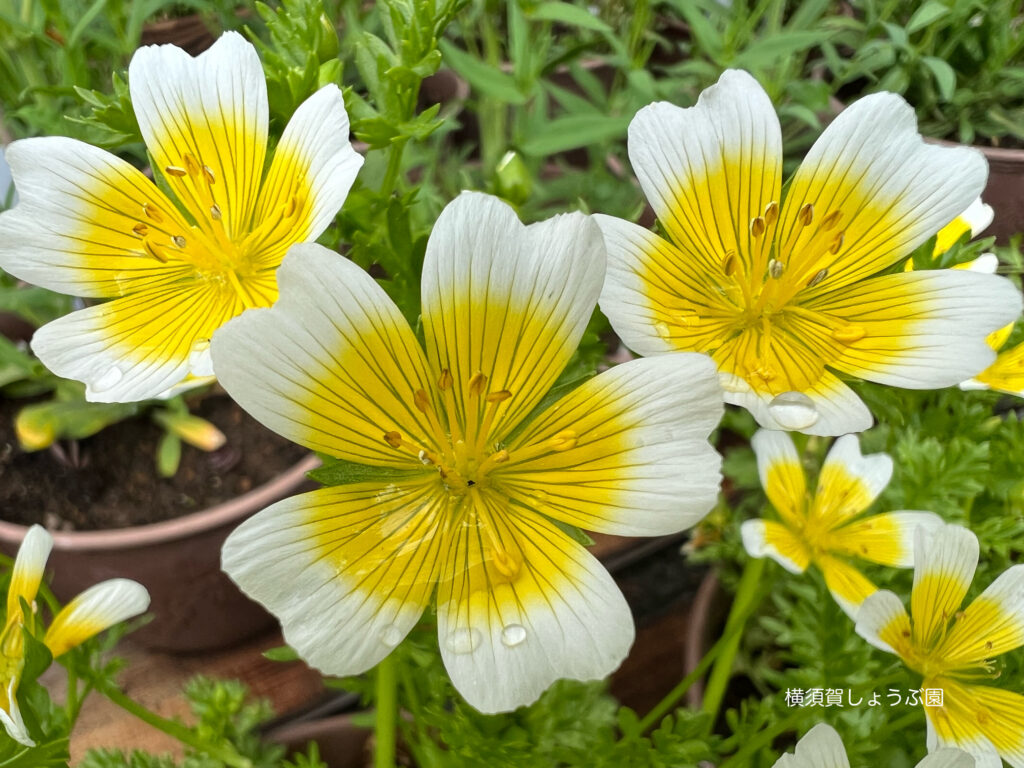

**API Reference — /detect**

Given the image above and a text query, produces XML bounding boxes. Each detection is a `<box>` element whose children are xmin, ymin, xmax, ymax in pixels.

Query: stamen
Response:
<box><xmin>829</xmin><ymin>232</ymin><xmax>845</xmax><ymax>255</ymax></box>
<box><xmin>821</xmin><ymin>210</ymin><xmax>842</xmax><ymax>230</ymax></box>
<box><xmin>383</xmin><ymin>431</ymin><xmax>403</xmax><ymax>448</ymax></box>
<box><xmin>142</xmin><ymin>203</ymin><xmax>164</xmax><ymax>223</ymax></box>
<box><xmin>413</xmin><ymin>389</ymin><xmax>432</xmax><ymax>413</ymax></box>
<box><xmin>750</xmin><ymin>217</ymin><xmax>766</xmax><ymax>238</ymax></box>
<box><xmin>485</xmin><ymin>390</ymin><xmax>512</xmax><ymax>403</ymax></box>
<box><xmin>172</xmin><ymin>235</ymin><xmax>186</xmax><ymax>249</ymax></box>
<box><xmin>142</xmin><ymin>238</ymin><xmax>168</xmax><ymax>263</ymax></box>
<box><xmin>164</xmin><ymin>165</ymin><xmax>187</xmax><ymax>178</ymax></box>
<box><xmin>768</xmin><ymin>259</ymin><xmax>785</xmax><ymax>279</ymax></box>
<box><xmin>210</xmin><ymin>204</ymin><xmax>222</xmax><ymax>221</ymax></box>
<box><xmin>438</xmin><ymin>369</ymin><xmax>453</xmax><ymax>390</ymax></box>
<box><xmin>806</xmin><ymin>268</ymin><xmax>828</xmax><ymax>288</ymax></box>
<box><xmin>550</xmin><ymin>430</ymin><xmax>578</xmax><ymax>451</ymax></box>
<box><xmin>763</xmin><ymin>201</ymin><xmax>779</xmax><ymax>226</ymax></box>
<box><xmin>132</xmin><ymin>223</ymin><xmax>149</xmax><ymax>237</ymax></box>
<box><xmin>468</xmin><ymin>372</ymin><xmax>488</xmax><ymax>396</ymax></box>
<box><xmin>284</xmin><ymin>195</ymin><xmax>299</xmax><ymax>218</ymax></box>
<box><xmin>831</xmin><ymin>325</ymin><xmax>866</xmax><ymax>344</ymax></box>
<box><xmin>798</xmin><ymin>203</ymin><xmax>814</xmax><ymax>227</ymax></box>
<box><xmin>202</xmin><ymin>165</ymin><xmax>215</xmax><ymax>185</ymax></box>
<box><xmin>183</xmin><ymin>152</ymin><xmax>201</xmax><ymax>177</ymax></box>
<box><xmin>721</xmin><ymin>251</ymin><xmax>738</xmax><ymax>277</ymax></box>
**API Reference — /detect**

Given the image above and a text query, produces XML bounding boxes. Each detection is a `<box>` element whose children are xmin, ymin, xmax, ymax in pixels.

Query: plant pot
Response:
<box><xmin>942</xmin><ymin>140</ymin><xmax>1024</xmax><ymax>244</ymax></box>
<box><xmin>266</xmin><ymin>713</ymin><xmax>373</xmax><ymax>768</ymax></box>
<box><xmin>0</xmin><ymin>453</ymin><xmax>319</xmax><ymax>652</ymax></box>
<box><xmin>141</xmin><ymin>14</ymin><xmax>218</xmax><ymax>56</ymax></box>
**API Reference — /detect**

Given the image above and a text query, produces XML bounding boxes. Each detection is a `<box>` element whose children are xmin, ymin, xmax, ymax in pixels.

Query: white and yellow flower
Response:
<box><xmin>0</xmin><ymin>32</ymin><xmax>362</xmax><ymax>403</ymax></box>
<box><xmin>211</xmin><ymin>192</ymin><xmax>724</xmax><ymax>713</ymax></box>
<box><xmin>773</xmin><ymin>723</ymin><xmax>974</xmax><ymax>768</ymax></box>
<box><xmin>959</xmin><ymin>336</ymin><xmax>1024</xmax><ymax>398</ymax></box>
<box><xmin>856</xmin><ymin>523</ymin><xmax>1024</xmax><ymax>768</ymax></box>
<box><xmin>1</xmin><ymin>525</ymin><xmax>149</xmax><ymax>746</ymax></box>
<box><xmin>742</xmin><ymin>430</ymin><xmax>940</xmax><ymax>618</ymax></box>
<box><xmin>596</xmin><ymin>69</ymin><xmax>1022</xmax><ymax>435</ymax></box>
<box><xmin>931</xmin><ymin>197</ymin><xmax>994</xmax><ymax>261</ymax></box>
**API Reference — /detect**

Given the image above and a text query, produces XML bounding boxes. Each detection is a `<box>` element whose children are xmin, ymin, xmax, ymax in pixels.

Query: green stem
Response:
<box><xmin>379</xmin><ymin>139</ymin><xmax>408</xmax><ymax>198</ymax></box>
<box><xmin>96</xmin><ymin>681</ymin><xmax>252</xmax><ymax>768</ymax></box>
<box><xmin>374</xmin><ymin>654</ymin><xmax>399</xmax><ymax>768</ymax></box>
<box><xmin>718</xmin><ymin>711</ymin><xmax>802</xmax><ymax>768</ymax></box>
<box><xmin>701</xmin><ymin>557</ymin><xmax>768</xmax><ymax>729</ymax></box>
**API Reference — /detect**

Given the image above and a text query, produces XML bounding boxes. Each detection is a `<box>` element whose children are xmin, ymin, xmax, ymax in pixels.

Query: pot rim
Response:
<box><xmin>925</xmin><ymin>135</ymin><xmax>1024</xmax><ymax>162</ymax></box>
<box><xmin>0</xmin><ymin>453</ymin><xmax>320</xmax><ymax>551</ymax></box>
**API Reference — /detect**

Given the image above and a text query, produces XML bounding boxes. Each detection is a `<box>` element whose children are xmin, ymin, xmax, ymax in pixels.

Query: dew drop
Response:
<box><xmin>654</xmin><ymin>321</ymin><xmax>672</xmax><ymax>340</ymax></box>
<box><xmin>92</xmin><ymin>366</ymin><xmax>124</xmax><ymax>392</ymax></box>
<box><xmin>501</xmin><ymin>624</ymin><xmax>527</xmax><ymax>648</ymax></box>
<box><xmin>445</xmin><ymin>627</ymin><xmax>481</xmax><ymax>655</ymax></box>
<box><xmin>831</xmin><ymin>325</ymin><xmax>866</xmax><ymax>344</ymax></box>
<box><xmin>678</xmin><ymin>309</ymin><xmax>700</xmax><ymax>326</ymax></box>
<box><xmin>768</xmin><ymin>391</ymin><xmax>819</xmax><ymax>431</ymax></box>
<box><xmin>380</xmin><ymin>624</ymin><xmax>403</xmax><ymax>647</ymax></box>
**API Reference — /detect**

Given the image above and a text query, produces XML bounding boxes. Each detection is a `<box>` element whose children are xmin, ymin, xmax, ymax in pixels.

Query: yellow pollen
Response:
<box><xmin>142</xmin><ymin>203</ymin><xmax>164</xmax><ymax>223</ymax></box>
<box><xmin>468</xmin><ymin>372</ymin><xmax>488</xmax><ymax>396</ymax></box>
<box><xmin>132</xmin><ymin>223</ymin><xmax>149</xmax><ymax>237</ymax></box>
<box><xmin>822</xmin><ymin>210</ymin><xmax>842</xmax><ymax>230</ymax></box>
<box><xmin>485</xmin><ymin>389</ymin><xmax>512</xmax><ymax>403</ymax></box>
<box><xmin>750</xmin><ymin>217</ymin><xmax>766</xmax><ymax>238</ymax></box>
<box><xmin>550</xmin><ymin>430</ymin><xmax>578</xmax><ymax>451</ymax></box>
<box><xmin>164</xmin><ymin>165</ymin><xmax>187</xmax><ymax>178</ymax></box>
<box><xmin>832</xmin><ymin>325</ymin><xmax>866</xmax><ymax>344</ymax></box>
<box><xmin>172</xmin><ymin>235</ymin><xmax>186</xmax><ymax>249</ymax></box>
<box><xmin>210</xmin><ymin>204</ymin><xmax>222</xmax><ymax>221</ymax></box>
<box><xmin>806</xmin><ymin>268</ymin><xmax>828</xmax><ymax>288</ymax></box>
<box><xmin>798</xmin><ymin>203</ymin><xmax>814</xmax><ymax>227</ymax></box>
<box><xmin>764</xmin><ymin>201</ymin><xmax>779</xmax><ymax>226</ymax></box>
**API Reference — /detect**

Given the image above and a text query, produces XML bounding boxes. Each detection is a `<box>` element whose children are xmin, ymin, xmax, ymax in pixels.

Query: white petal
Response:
<box><xmin>815</xmin><ymin>433</ymin><xmax>893</xmax><ymax>515</ymax></box>
<box><xmin>7</xmin><ymin>525</ymin><xmax>52</xmax><ymax>621</ymax></box>
<box><xmin>917</xmin><ymin>748</ymin><xmax>977</xmax><ymax>768</ymax></box>
<box><xmin>0</xmin><ymin>680</ymin><xmax>34</xmax><ymax>747</ymax></box>
<box><xmin>740</xmin><ymin>519</ymin><xmax>808</xmax><ymax>575</ymax></box>
<box><xmin>855</xmin><ymin>589</ymin><xmax>910</xmax><ymax>655</ymax></box>
<box><xmin>44</xmin><ymin>578</ymin><xmax>150</xmax><ymax>657</ymax></box>
<box><xmin>911</xmin><ymin>524</ymin><xmax>979</xmax><ymax>648</ymax></box>
<box><xmin>787</xmin><ymin>723</ymin><xmax>851</xmax><ymax>768</ymax></box>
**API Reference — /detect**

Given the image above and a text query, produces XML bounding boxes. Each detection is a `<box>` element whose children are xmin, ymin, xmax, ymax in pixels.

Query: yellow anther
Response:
<box><xmin>132</xmin><ymin>223</ymin><xmax>149</xmax><ymax>237</ymax></box>
<box><xmin>284</xmin><ymin>195</ymin><xmax>300</xmax><ymax>218</ymax></box>
<box><xmin>490</xmin><ymin>449</ymin><xmax>509</xmax><ymax>464</ymax></box>
<box><xmin>485</xmin><ymin>389</ymin><xmax>512</xmax><ymax>403</ymax></box>
<box><xmin>768</xmin><ymin>259</ymin><xmax>785</xmax><ymax>279</ymax></box>
<box><xmin>829</xmin><ymin>232</ymin><xmax>845</xmax><ymax>255</ymax></box>
<box><xmin>183</xmin><ymin>152</ymin><xmax>201</xmax><ymax>177</ymax></box>
<box><xmin>413</xmin><ymin>389</ymin><xmax>432</xmax><ymax>413</ymax></box>
<box><xmin>438</xmin><ymin>369</ymin><xmax>453</xmax><ymax>390</ymax></box>
<box><xmin>832</xmin><ymin>325</ymin><xmax>866</xmax><ymax>344</ymax></box>
<box><xmin>210</xmin><ymin>204</ymin><xmax>222</xmax><ymax>221</ymax></box>
<box><xmin>721</xmin><ymin>251</ymin><xmax>737</xmax><ymax>277</ymax></box>
<box><xmin>550</xmin><ymin>430</ymin><xmax>578</xmax><ymax>451</ymax></box>
<box><xmin>202</xmin><ymin>165</ymin><xmax>215</xmax><ymax>184</ymax></box>
<box><xmin>142</xmin><ymin>237</ymin><xmax>168</xmax><ymax>263</ymax></box>
<box><xmin>750</xmin><ymin>217</ymin><xmax>766</xmax><ymax>238</ymax></box>
<box><xmin>468</xmin><ymin>372</ymin><xmax>488</xmax><ymax>396</ymax></box>
<box><xmin>492</xmin><ymin>549</ymin><xmax>521</xmax><ymax>580</ymax></box>
<box><xmin>383</xmin><ymin>431</ymin><xmax>403</xmax><ymax>448</ymax></box>
<box><xmin>142</xmin><ymin>203</ymin><xmax>164</xmax><ymax>223</ymax></box>
<box><xmin>164</xmin><ymin>165</ymin><xmax>187</xmax><ymax>178</ymax></box>
<box><xmin>172</xmin><ymin>235</ymin><xmax>186</xmax><ymax>249</ymax></box>
<box><xmin>764</xmin><ymin>201</ymin><xmax>779</xmax><ymax>226</ymax></box>
<box><xmin>806</xmin><ymin>268</ymin><xmax>828</xmax><ymax>288</ymax></box>
<box><xmin>798</xmin><ymin>203</ymin><xmax>814</xmax><ymax>227</ymax></box>
<box><xmin>822</xmin><ymin>210</ymin><xmax>842</xmax><ymax>230</ymax></box>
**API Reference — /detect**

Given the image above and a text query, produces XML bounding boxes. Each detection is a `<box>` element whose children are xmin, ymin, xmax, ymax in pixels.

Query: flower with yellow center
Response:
<box><xmin>773</xmin><ymin>723</ymin><xmax>973</xmax><ymax>768</ymax></box>
<box><xmin>741</xmin><ymin>429</ymin><xmax>940</xmax><ymax>618</ymax></box>
<box><xmin>0</xmin><ymin>32</ymin><xmax>362</xmax><ymax>403</ymax></box>
<box><xmin>930</xmin><ymin>197</ymin><xmax>994</xmax><ymax>261</ymax></box>
<box><xmin>856</xmin><ymin>523</ymin><xmax>1024</xmax><ymax>768</ymax></box>
<box><xmin>960</xmin><ymin>335</ymin><xmax>1024</xmax><ymax>398</ymax></box>
<box><xmin>596</xmin><ymin>70</ymin><xmax>1022</xmax><ymax>435</ymax></box>
<box><xmin>211</xmin><ymin>192</ymin><xmax>724</xmax><ymax>713</ymax></box>
<box><xmin>1</xmin><ymin>525</ymin><xmax>149</xmax><ymax>746</ymax></box>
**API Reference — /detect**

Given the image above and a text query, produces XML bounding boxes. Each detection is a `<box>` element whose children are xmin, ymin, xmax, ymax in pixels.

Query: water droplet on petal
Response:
<box><xmin>831</xmin><ymin>325</ymin><xmax>865</xmax><ymax>344</ymax></box>
<box><xmin>92</xmin><ymin>366</ymin><xmax>124</xmax><ymax>392</ymax></box>
<box><xmin>445</xmin><ymin>627</ymin><xmax>481</xmax><ymax>655</ymax></box>
<box><xmin>679</xmin><ymin>309</ymin><xmax>699</xmax><ymax>326</ymax></box>
<box><xmin>380</xmin><ymin>624</ymin><xmax>403</xmax><ymax>647</ymax></box>
<box><xmin>654</xmin><ymin>321</ymin><xmax>672</xmax><ymax>340</ymax></box>
<box><xmin>189</xmin><ymin>337</ymin><xmax>211</xmax><ymax>370</ymax></box>
<box><xmin>768</xmin><ymin>391</ymin><xmax>819</xmax><ymax>431</ymax></box>
<box><xmin>501</xmin><ymin>624</ymin><xmax>527</xmax><ymax>647</ymax></box>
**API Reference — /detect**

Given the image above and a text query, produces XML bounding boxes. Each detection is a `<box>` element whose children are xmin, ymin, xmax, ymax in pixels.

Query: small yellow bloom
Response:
<box><xmin>773</xmin><ymin>723</ymin><xmax>973</xmax><ymax>768</ymax></box>
<box><xmin>929</xmin><ymin>197</ymin><xmax>993</xmax><ymax>263</ymax></box>
<box><xmin>960</xmin><ymin>338</ymin><xmax>1024</xmax><ymax>398</ymax></box>
<box><xmin>597</xmin><ymin>70</ymin><xmax>1022</xmax><ymax>435</ymax></box>
<box><xmin>1</xmin><ymin>526</ymin><xmax>149</xmax><ymax>746</ymax></box>
<box><xmin>212</xmin><ymin>192</ymin><xmax>724</xmax><ymax>713</ymax></box>
<box><xmin>0</xmin><ymin>32</ymin><xmax>362</xmax><ymax>403</ymax></box>
<box><xmin>857</xmin><ymin>523</ymin><xmax>1024</xmax><ymax>767</ymax></box>
<box><xmin>742</xmin><ymin>430</ymin><xmax>940</xmax><ymax>618</ymax></box>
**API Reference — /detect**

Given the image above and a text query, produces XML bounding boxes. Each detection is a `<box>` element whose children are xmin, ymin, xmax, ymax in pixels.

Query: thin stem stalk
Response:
<box><xmin>374</xmin><ymin>653</ymin><xmax>399</xmax><ymax>768</ymax></box>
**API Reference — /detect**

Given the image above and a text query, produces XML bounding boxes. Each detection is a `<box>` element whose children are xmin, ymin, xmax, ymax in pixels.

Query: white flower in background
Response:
<box><xmin>773</xmin><ymin>723</ymin><xmax>974</xmax><ymax>767</ymax></box>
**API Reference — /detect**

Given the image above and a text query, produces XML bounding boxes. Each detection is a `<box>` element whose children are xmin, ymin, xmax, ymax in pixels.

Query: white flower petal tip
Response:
<box><xmin>918</xmin><ymin>748</ymin><xmax>977</xmax><ymax>768</ymax></box>
<box><xmin>771</xmin><ymin>723</ymin><xmax>850</xmax><ymax>768</ymax></box>
<box><xmin>438</xmin><ymin>552</ymin><xmax>635</xmax><ymax>714</ymax></box>
<box><xmin>960</xmin><ymin>197</ymin><xmax>994</xmax><ymax>238</ymax></box>
<box><xmin>44</xmin><ymin>578</ymin><xmax>150</xmax><ymax>658</ymax></box>
<box><xmin>0</xmin><ymin>679</ymin><xmax>34</xmax><ymax>747</ymax></box>
<box><xmin>965</xmin><ymin>253</ymin><xmax>998</xmax><ymax>274</ymax></box>
<box><xmin>7</xmin><ymin>525</ymin><xmax>53</xmax><ymax>617</ymax></box>
<box><xmin>854</xmin><ymin>589</ymin><xmax>908</xmax><ymax>655</ymax></box>
<box><xmin>823</xmin><ymin>433</ymin><xmax>893</xmax><ymax>501</ymax></box>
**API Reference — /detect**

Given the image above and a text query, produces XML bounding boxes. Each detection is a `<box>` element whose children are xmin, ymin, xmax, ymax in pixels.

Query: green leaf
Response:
<box><xmin>529</xmin><ymin>2</ymin><xmax>612</xmax><ymax>34</ymax></box>
<box><xmin>906</xmin><ymin>0</ymin><xmax>950</xmax><ymax>35</ymax></box>
<box><xmin>922</xmin><ymin>56</ymin><xmax>957</xmax><ymax>101</ymax></box>
<box><xmin>308</xmin><ymin>456</ymin><xmax>429</xmax><ymax>487</ymax></box>
<box><xmin>439</xmin><ymin>39</ymin><xmax>526</xmax><ymax>105</ymax></box>
<box><xmin>518</xmin><ymin>113</ymin><xmax>630</xmax><ymax>156</ymax></box>
<box><xmin>263</xmin><ymin>645</ymin><xmax>301</xmax><ymax>662</ymax></box>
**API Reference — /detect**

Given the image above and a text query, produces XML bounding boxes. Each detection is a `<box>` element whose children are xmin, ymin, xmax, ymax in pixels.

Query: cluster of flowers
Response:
<box><xmin>1</xmin><ymin>32</ymin><xmax>1022</xmax><ymax>765</ymax></box>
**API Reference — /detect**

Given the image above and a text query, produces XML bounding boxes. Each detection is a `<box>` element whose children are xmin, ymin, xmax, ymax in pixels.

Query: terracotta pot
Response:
<box><xmin>141</xmin><ymin>14</ymin><xmax>217</xmax><ymax>56</ymax></box>
<box><xmin>0</xmin><ymin>454</ymin><xmax>319</xmax><ymax>652</ymax></box>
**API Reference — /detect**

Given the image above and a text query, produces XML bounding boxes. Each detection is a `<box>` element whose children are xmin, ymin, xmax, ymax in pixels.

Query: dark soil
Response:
<box><xmin>0</xmin><ymin>395</ymin><xmax>308</xmax><ymax>531</ymax></box>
